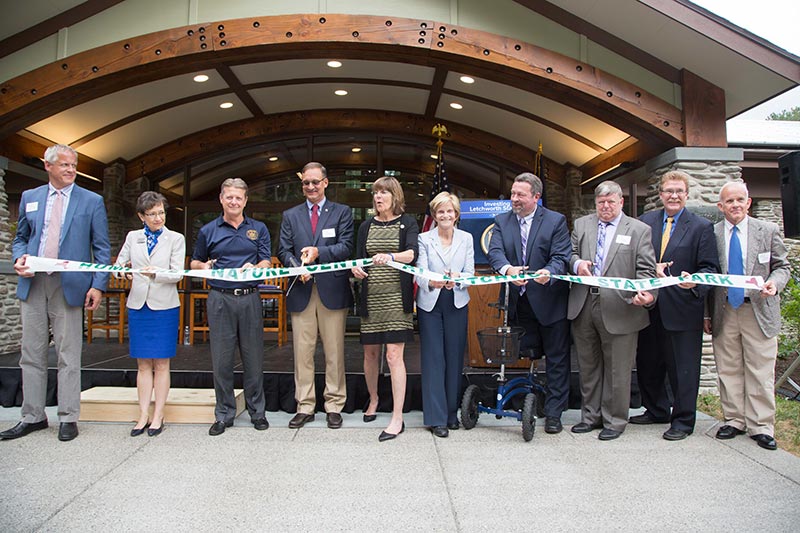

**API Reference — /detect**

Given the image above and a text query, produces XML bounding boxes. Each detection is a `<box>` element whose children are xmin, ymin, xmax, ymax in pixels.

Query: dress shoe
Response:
<box><xmin>58</xmin><ymin>422</ymin><xmax>78</xmax><ymax>442</ymax></box>
<box><xmin>0</xmin><ymin>420</ymin><xmax>48</xmax><ymax>440</ymax></box>
<box><xmin>715</xmin><ymin>425</ymin><xmax>746</xmax><ymax>440</ymax></box>
<box><xmin>663</xmin><ymin>428</ymin><xmax>691</xmax><ymax>441</ymax></box>
<box><xmin>544</xmin><ymin>417</ymin><xmax>563</xmax><ymax>434</ymax></box>
<box><xmin>252</xmin><ymin>418</ymin><xmax>269</xmax><ymax>431</ymax></box>
<box><xmin>130</xmin><ymin>421</ymin><xmax>150</xmax><ymax>437</ymax></box>
<box><xmin>288</xmin><ymin>413</ymin><xmax>315</xmax><ymax>429</ymax></box>
<box><xmin>598</xmin><ymin>428</ymin><xmax>622</xmax><ymax>441</ymax></box>
<box><xmin>751</xmin><ymin>433</ymin><xmax>778</xmax><ymax>451</ymax></box>
<box><xmin>629</xmin><ymin>413</ymin><xmax>670</xmax><ymax>425</ymax></box>
<box><xmin>208</xmin><ymin>419</ymin><xmax>234</xmax><ymax>436</ymax></box>
<box><xmin>571</xmin><ymin>422</ymin><xmax>602</xmax><ymax>434</ymax></box>
<box><xmin>363</xmin><ymin>413</ymin><xmax>377</xmax><ymax>423</ymax></box>
<box><xmin>379</xmin><ymin>422</ymin><xmax>405</xmax><ymax>442</ymax></box>
<box><xmin>326</xmin><ymin>412</ymin><xmax>343</xmax><ymax>429</ymax></box>
<box><xmin>447</xmin><ymin>421</ymin><xmax>460</xmax><ymax>430</ymax></box>
<box><xmin>431</xmin><ymin>426</ymin><xmax>449</xmax><ymax>438</ymax></box>
<box><xmin>147</xmin><ymin>423</ymin><xmax>165</xmax><ymax>437</ymax></box>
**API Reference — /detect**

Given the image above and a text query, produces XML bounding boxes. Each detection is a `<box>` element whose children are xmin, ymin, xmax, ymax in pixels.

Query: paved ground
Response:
<box><xmin>1</xmin><ymin>406</ymin><xmax>799</xmax><ymax>532</ymax></box>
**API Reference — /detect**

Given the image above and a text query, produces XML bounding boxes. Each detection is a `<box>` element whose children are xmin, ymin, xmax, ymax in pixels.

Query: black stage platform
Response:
<box><xmin>0</xmin><ymin>335</ymin><xmax>598</xmax><ymax>414</ymax></box>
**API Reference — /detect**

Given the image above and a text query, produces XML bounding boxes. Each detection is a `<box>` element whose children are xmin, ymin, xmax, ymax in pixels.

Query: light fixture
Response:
<box><xmin>219</xmin><ymin>102</ymin><xmax>233</xmax><ymax>109</ymax></box>
<box><xmin>334</xmin><ymin>89</ymin><xmax>348</xmax><ymax>96</ymax></box>
<box><xmin>459</xmin><ymin>75</ymin><xmax>475</xmax><ymax>84</ymax></box>
<box><xmin>430</xmin><ymin>154</ymin><xmax>438</xmax><ymax>159</ymax></box>
<box><xmin>268</xmin><ymin>156</ymin><xmax>278</xmax><ymax>162</ymax></box>
<box><xmin>581</xmin><ymin>162</ymin><xmax>632</xmax><ymax>186</ymax></box>
<box><xmin>193</xmin><ymin>74</ymin><xmax>209</xmax><ymax>83</ymax></box>
<box><xmin>449</xmin><ymin>102</ymin><xmax>463</xmax><ymax>110</ymax></box>
<box><xmin>327</xmin><ymin>60</ymin><xmax>342</xmax><ymax>68</ymax></box>
<box><xmin>351</xmin><ymin>147</ymin><xmax>362</xmax><ymax>153</ymax></box>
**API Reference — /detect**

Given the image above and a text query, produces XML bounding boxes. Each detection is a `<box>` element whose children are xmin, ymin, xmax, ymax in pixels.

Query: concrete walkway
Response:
<box><xmin>1</xmin><ymin>406</ymin><xmax>799</xmax><ymax>532</ymax></box>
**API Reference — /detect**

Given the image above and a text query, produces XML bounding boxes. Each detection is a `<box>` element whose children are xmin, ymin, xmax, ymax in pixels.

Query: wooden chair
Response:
<box><xmin>187</xmin><ymin>277</ymin><xmax>210</xmax><ymax>345</ymax></box>
<box><xmin>177</xmin><ymin>275</ymin><xmax>188</xmax><ymax>344</ymax></box>
<box><xmin>260</xmin><ymin>257</ymin><xmax>288</xmax><ymax>346</ymax></box>
<box><xmin>87</xmin><ymin>274</ymin><xmax>130</xmax><ymax>344</ymax></box>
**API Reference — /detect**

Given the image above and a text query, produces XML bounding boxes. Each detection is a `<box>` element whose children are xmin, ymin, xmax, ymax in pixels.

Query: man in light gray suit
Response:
<box><xmin>705</xmin><ymin>180</ymin><xmax>790</xmax><ymax>451</ymax></box>
<box><xmin>568</xmin><ymin>181</ymin><xmax>657</xmax><ymax>440</ymax></box>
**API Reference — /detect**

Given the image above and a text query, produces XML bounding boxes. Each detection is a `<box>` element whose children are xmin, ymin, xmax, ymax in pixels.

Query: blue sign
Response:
<box><xmin>459</xmin><ymin>200</ymin><xmax>511</xmax><ymax>264</ymax></box>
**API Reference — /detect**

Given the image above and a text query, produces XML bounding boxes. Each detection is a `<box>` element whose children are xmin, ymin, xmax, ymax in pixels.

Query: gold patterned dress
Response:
<box><xmin>361</xmin><ymin>217</ymin><xmax>414</xmax><ymax>344</ymax></box>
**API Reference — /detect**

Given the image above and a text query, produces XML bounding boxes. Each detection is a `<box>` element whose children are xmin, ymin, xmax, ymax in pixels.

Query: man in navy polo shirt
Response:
<box><xmin>191</xmin><ymin>178</ymin><xmax>272</xmax><ymax>436</ymax></box>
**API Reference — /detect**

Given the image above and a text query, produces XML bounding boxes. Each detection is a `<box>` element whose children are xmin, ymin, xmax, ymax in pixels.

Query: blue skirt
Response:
<box><xmin>128</xmin><ymin>304</ymin><xmax>179</xmax><ymax>359</ymax></box>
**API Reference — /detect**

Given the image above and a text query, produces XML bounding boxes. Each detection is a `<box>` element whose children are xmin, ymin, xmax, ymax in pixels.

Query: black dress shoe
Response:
<box><xmin>715</xmin><ymin>425</ymin><xmax>746</xmax><ymax>440</ymax></box>
<box><xmin>288</xmin><ymin>413</ymin><xmax>315</xmax><ymax>429</ymax></box>
<box><xmin>663</xmin><ymin>428</ymin><xmax>691</xmax><ymax>441</ymax></box>
<box><xmin>209</xmin><ymin>419</ymin><xmax>234</xmax><ymax>436</ymax></box>
<box><xmin>326</xmin><ymin>413</ymin><xmax>343</xmax><ymax>429</ymax></box>
<box><xmin>751</xmin><ymin>433</ymin><xmax>778</xmax><ymax>450</ymax></box>
<box><xmin>252</xmin><ymin>418</ymin><xmax>269</xmax><ymax>431</ymax></box>
<box><xmin>0</xmin><ymin>420</ymin><xmax>48</xmax><ymax>440</ymax></box>
<box><xmin>363</xmin><ymin>413</ymin><xmax>377</xmax><ymax>423</ymax></box>
<box><xmin>431</xmin><ymin>426</ymin><xmax>449</xmax><ymax>438</ymax></box>
<box><xmin>629</xmin><ymin>413</ymin><xmax>669</xmax><ymax>425</ymax></box>
<box><xmin>147</xmin><ymin>423</ymin><xmax>165</xmax><ymax>437</ymax></box>
<box><xmin>130</xmin><ymin>422</ymin><xmax>150</xmax><ymax>437</ymax></box>
<box><xmin>598</xmin><ymin>428</ymin><xmax>622</xmax><ymax>441</ymax></box>
<box><xmin>544</xmin><ymin>417</ymin><xmax>563</xmax><ymax>434</ymax></box>
<box><xmin>58</xmin><ymin>422</ymin><xmax>78</xmax><ymax>442</ymax></box>
<box><xmin>571</xmin><ymin>422</ymin><xmax>602</xmax><ymax>434</ymax></box>
<box><xmin>447</xmin><ymin>421</ymin><xmax>460</xmax><ymax>430</ymax></box>
<box><xmin>379</xmin><ymin>422</ymin><xmax>405</xmax><ymax>442</ymax></box>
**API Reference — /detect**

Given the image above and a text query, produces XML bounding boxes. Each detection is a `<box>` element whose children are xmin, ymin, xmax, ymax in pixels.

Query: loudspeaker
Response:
<box><xmin>778</xmin><ymin>151</ymin><xmax>800</xmax><ymax>239</ymax></box>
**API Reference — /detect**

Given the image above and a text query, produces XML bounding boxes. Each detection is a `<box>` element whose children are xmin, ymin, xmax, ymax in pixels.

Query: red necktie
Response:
<box><xmin>311</xmin><ymin>204</ymin><xmax>319</xmax><ymax>235</ymax></box>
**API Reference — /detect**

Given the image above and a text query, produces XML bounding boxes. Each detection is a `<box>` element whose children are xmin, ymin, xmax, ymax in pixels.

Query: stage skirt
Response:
<box><xmin>128</xmin><ymin>304</ymin><xmax>179</xmax><ymax>359</ymax></box>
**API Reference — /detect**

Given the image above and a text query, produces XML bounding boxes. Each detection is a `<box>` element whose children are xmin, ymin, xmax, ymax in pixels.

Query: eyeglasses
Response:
<box><xmin>57</xmin><ymin>162</ymin><xmax>77</xmax><ymax>170</ymax></box>
<box><xmin>302</xmin><ymin>179</ymin><xmax>325</xmax><ymax>187</ymax></box>
<box><xmin>661</xmin><ymin>189</ymin><xmax>686</xmax><ymax>197</ymax></box>
<box><xmin>143</xmin><ymin>211</ymin><xmax>166</xmax><ymax>219</ymax></box>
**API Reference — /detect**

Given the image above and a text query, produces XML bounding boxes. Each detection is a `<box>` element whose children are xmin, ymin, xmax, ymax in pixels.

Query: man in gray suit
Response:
<box><xmin>1</xmin><ymin>144</ymin><xmax>110</xmax><ymax>442</ymax></box>
<box><xmin>705</xmin><ymin>180</ymin><xmax>790</xmax><ymax>451</ymax></box>
<box><xmin>568</xmin><ymin>181</ymin><xmax>657</xmax><ymax>440</ymax></box>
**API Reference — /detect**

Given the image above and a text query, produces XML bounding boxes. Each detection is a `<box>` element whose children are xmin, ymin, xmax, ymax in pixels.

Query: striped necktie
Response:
<box><xmin>660</xmin><ymin>216</ymin><xmax>673</xmax><ymax>261</ymax></box>
<box><xmin>593</xmin><ymin>221</ymin><xmax>608</xmax><ymax>277</ymax></box>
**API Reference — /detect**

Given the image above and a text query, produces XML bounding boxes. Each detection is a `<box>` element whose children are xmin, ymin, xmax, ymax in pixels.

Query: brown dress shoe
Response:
<box><xmin>288</xmin><ymin>413</ymin><xmax>315</xmax><ymax>429</ymax></box>
<box><xmin>326</xmin><ymin>412</ymin><xmax>343</xmax><ymax>429</ymax></box>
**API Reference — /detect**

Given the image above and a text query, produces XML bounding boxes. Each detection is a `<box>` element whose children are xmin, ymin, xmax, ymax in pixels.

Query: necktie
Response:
<box><xmin>44</xmin><ymin>191</ymin><xmax>63</xmax><ymax>260</ymax></box>
<box><xmin>660</xmin><ymin>216</ymin><xmax>673</xmax><ymax>261</ymax></box>
<box><xmin>520</xmin><ymin>217</ymin><xmax>528</xmax><ymax>295</ymax></box>
<box><xmin>311</xmin><ymin>204</ymin><xmax>319</xmax><ymax>235</ymax></box>
<box><xmin>727</xmin><ymin>226</ymin><xmax>744</xmax><ymax>308</ymax></box>
<box><xmin>593</xmin><ymin>222</ymin><xmax>608</xmax><ymax>277</ymax></box>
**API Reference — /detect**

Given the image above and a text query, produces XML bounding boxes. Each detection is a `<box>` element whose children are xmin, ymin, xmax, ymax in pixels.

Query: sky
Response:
<box><xmin>691</xmin><ymin>0</ymin><xmax>800</xmax><ymax>120</ymax></box>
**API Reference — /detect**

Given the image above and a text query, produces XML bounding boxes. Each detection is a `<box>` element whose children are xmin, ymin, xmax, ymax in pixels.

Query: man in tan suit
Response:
<box><xmin>568</xmin><ymin>181</ymin><xmax>658</xmax><ymax>440</ymax></box>
<box><xmin>705</xmin><ymin>180</ymin><xmax>790</xmax><ymax>451</ymax></box>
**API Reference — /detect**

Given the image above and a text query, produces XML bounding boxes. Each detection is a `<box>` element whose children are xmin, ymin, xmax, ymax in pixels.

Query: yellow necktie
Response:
<box><xmin>660</xmin><ymin>216</ymin><xmax>673</xmax><ymax>261</ymax></box>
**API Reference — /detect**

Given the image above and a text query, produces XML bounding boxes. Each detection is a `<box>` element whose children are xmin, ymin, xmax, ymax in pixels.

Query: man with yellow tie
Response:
<box><xmin>633</xmin><ymin>171</ymin><xmax>719</xmax><ymax>440</ymax></box>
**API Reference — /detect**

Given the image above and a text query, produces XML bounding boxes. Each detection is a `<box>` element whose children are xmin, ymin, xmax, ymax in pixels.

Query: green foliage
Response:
<box><xmin>778</xmin><ymin>277</ymin><xmax>800</xmax><ymax>358</ymax></box>
<box><xmin>767</xmin><ymin>106</ymin><xmax>800</xmax><ymax>121</ymax></box>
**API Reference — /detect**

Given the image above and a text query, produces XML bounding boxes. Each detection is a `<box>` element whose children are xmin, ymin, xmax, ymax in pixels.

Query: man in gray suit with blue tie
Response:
<box><xmin>1</xmin><ymin>144</ymin><xmax>110</xmax><ymax>442</ymax></box>
<box><xmin>705</xmin><ymin>180</ymin><xmax>790</xmax><ymax>451</ymax></box>
<box><xmin>278</xmin><ymin>162</ymin><xmax>354</xmax><ymax>429</ymax></box>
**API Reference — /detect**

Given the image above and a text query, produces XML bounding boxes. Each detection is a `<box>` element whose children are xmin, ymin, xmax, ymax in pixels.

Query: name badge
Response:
<box><xmin>758</xmin><ymin>252</ymin><xmax>770</xmax><ymax>264</ymax></box>
<box><xmin>322</xmin><ymin>228</ymin><xmax>336</xmax><ymax>238</ymax></box>
<box><xmin>615</xmin><ymin>234</ymin><xmax>631</xmax><ymax>245</ymax></box>
<box><xmin>26</xmin><ymin>202</ymin><xmax>39</xmax><ymax>212</ymax></box>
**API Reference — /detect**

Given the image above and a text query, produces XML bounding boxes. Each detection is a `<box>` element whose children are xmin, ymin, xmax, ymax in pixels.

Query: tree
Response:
<box><xmin>767</xmin><ymin>106</ymin><xmax>800</xmax><ymax>121</ymax></box>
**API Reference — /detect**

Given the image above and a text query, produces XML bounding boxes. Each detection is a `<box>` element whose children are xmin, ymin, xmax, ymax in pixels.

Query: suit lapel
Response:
<box><xmin>525</xmin><ymin>208</ymin><xmax>544</xmax><ymax>265</ymax></box>
<box><xmin>715</xmin><ymin>222</ymin><xmax>727</xmax><ymax>273</ymax></box>
<box><xmin>34</xmin><ymin>186</ymin><xmax>48</xmax><ymax>236</ymax></box>
<box><xmin>312</xmin><ymin>202</ymin><xmax>333</xmax><ymax>245</ymax></box>
<box><xmin>665</xmin><ymin>211</ymin><xmax>691</xmax><ymax>258</ymax></box>
<box><xmin>603</xmin><ymin>215</ymin><xmax>629</xmax><ymax>274</ymax></box>
<box><xmin>60</xmin><ymin>185</ymin><xmax>81</xmax><ymax>246</ymax></box>
<box><xmin>745</xmin><ymin>217</ymin><xmax>760</xmax><ymax>275</ymax></box>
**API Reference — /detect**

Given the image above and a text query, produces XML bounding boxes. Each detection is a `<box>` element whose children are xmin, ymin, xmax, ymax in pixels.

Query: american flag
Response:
<box><xmin>422</xmin><ymin>141</ymin><xmax>450</xmax><ymax>232</ymax></box>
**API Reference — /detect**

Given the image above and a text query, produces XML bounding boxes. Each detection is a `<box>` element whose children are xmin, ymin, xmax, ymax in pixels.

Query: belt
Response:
<box><xmin>210</xmin><ymin>286</ymin><xmax>258</xmax><ymax>296</ymax></box>
<box><xmin>590</xmin><ymin>287</ymin><xmax>600</xmax><ymax>295</ymax></box>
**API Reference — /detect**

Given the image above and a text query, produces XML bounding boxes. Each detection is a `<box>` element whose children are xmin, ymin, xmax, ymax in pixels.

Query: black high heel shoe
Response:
<box><xmin>378</xmin><ymin>422</ymin><xmax>405</xmax><ymax>442</ymax></box>
<box><xmin>363</xmin><ymin>398</ymin><xmax>378</xmax><ymax>423</ymax></box>
<box><xmin>130</xmin><ymin>421</ymin><xmax>149</xmax><ymax>437</ymax></box>
<box><xmin>147</xmin><ymin>419</ymin><xmax>165</xmax><ymax>437</ymax></box>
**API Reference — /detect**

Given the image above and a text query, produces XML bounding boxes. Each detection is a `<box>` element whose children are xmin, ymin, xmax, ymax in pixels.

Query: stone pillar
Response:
<box><xmin>565</xmin><ymin>164</ymin><xmax>589</xmax><ymax>228</ymax></box>
<box><xmin>643</xmin><ymin>147</ymin><xmax>745</xmax><ymax>396</ymax></box>
<box><xmin>123</xmin><ymin>176</ymin><xmax>150</xmax><ymax>235</ymax></box>
<box><xmin>0</xmin><ymin>162</ymin><xmax>23</xmax><ymax>354</ymax></box>
<box><xmin>103</xmin><ymin>163</ymin><xmax>127</xmax><ymax>252</ymax></box>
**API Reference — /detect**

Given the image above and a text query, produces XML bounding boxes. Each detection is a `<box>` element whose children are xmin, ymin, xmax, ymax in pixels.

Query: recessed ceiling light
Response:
<box><xmin>327</xmin><ymin>60</ymin><xmax>343</xmax><ymax>68</ymax></box>
<box><xmin>459</xmin><ymin>75</ymin><xmax>475</xmax><ymax>84</ymax></box>
<box><xmin>193</xmin><ymin>74</ymin><xmax>209</xmax><ymax>83</ymax></box>
<box><xmin>268</xmin><ymin>156</ymin><xmax>278</xmax><ymax>162</ymax></box>
<box><xmin>449</xmin><ymin>102</ymin><xmax>463</xmax><ymax>110</ymax></box>
<box><xmin>351</xmin><ymin>147</ymin><xmax>362</xmax><ymax>153</ymax></box>
<box><xmin>430</xmin><ymin>154</ymin><xmax>438</xmax><ymax>159</ymax></box>
<box><xmin>219</xmin><ymin>102</ymin><xmax>233</xmax><ymax>109</ymax></box>
<box><xmin>334</xmin><ymin>89</ymin><xmax>348</xmax><ymax>96</ymax></box>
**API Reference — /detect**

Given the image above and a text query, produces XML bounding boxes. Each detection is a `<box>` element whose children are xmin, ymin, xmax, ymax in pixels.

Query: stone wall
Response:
<box><xmin>0</xmin><ymin>169</ymin><xmax>23</xmax><ymax>354</ymax></box>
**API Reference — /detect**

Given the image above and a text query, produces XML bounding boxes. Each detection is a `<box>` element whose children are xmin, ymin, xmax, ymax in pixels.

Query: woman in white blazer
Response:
<box><xmin>415</xmin><ymin>192</ymin><xmax>474</xmax><ymax>437</ymax></box>
<box><xmin>115</xmin><ymin>192</ymin><xmax>185</xmax><ymax>437</ymax></box>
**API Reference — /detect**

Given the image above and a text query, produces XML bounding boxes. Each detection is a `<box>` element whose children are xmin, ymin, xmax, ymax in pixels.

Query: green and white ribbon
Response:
<box><xmin>22</xmin><ymin>256</ymin><xmax>764</xmax><ymax>292</ymax></box>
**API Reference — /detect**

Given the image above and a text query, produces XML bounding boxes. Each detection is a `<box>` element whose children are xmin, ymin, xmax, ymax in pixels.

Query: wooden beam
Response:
<box><xmin>425</xmin><ymin>67</ymin><xmax>448</xmax><ymax>118</ymax></box>
<box><xmin>1</xmin><ymin>133</ymin><xmax>105</xmax><ymax>180</ymax></box>
<box><xmin>216</xmin><ymin>65</ymin><xmax>263</xmax><ymax>117</ymax></box>
<box><xmin>681</xmin><ymin>69</ymin><xmax>726</xmax><ymax>147</ymax></box>
<box><xmin>579</xmin><ymin>137</ymin><xmax>663</xmax><ymax>183</ymax></box>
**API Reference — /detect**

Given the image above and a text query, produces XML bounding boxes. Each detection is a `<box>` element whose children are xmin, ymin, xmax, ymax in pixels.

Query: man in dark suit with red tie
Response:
<box><xmin>634</xmin><ymin>171</ymin><xmax>719</xmax><ymax>440</ymax></box>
